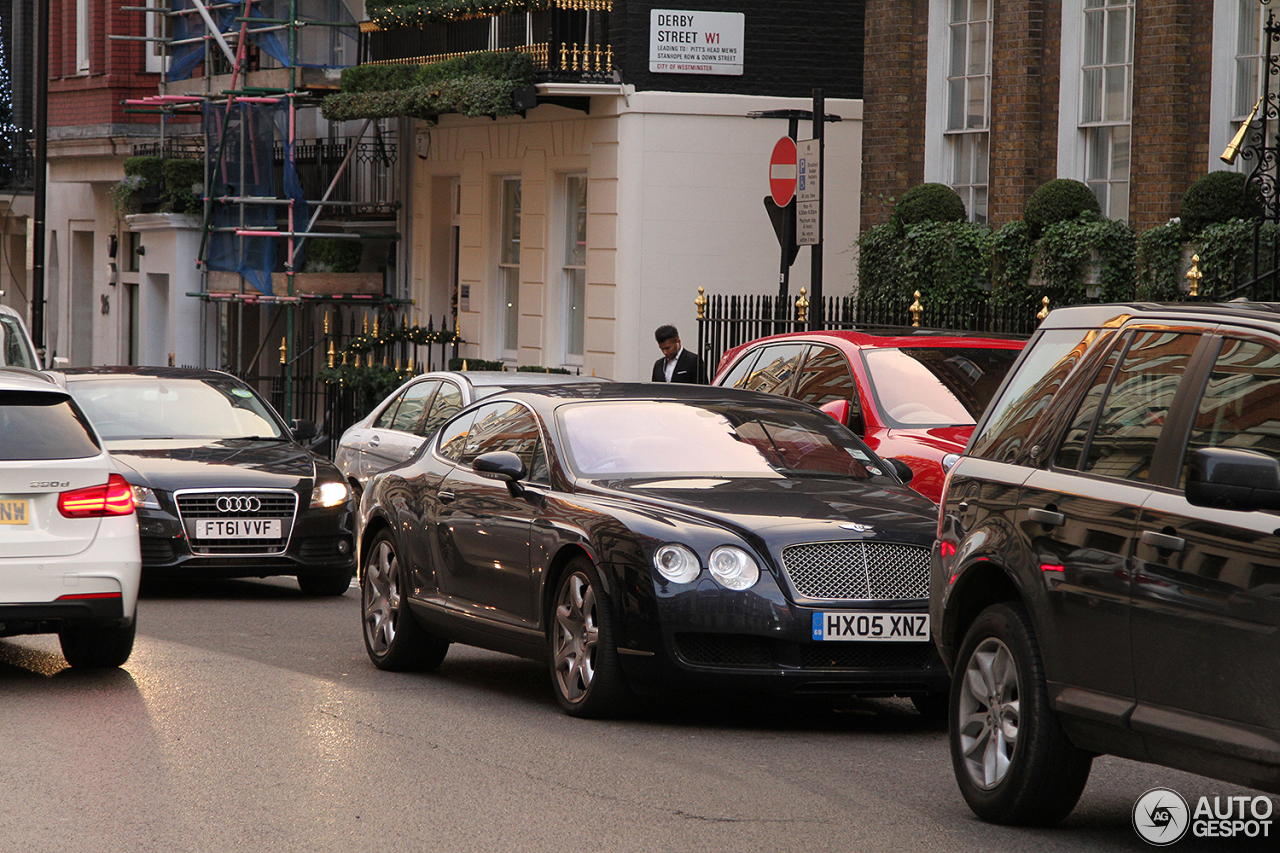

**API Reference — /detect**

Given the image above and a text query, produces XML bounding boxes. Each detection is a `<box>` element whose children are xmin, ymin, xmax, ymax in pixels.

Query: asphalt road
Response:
<box><xmin>0</xmin><ymin>576</ymin><xmax>1274</xmax><ymax>853</ymax></box>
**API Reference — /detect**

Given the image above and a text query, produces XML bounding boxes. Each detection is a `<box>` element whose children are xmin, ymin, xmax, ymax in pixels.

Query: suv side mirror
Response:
<box><xmin>1186</xmin><ymin>447</ymin><xmax>1280</xmax><ymax>511</ymax></box>
<box><xmin>473</xmin><ymin>450</ymin><xmax>527</xmax><ymax>496</ymax></box>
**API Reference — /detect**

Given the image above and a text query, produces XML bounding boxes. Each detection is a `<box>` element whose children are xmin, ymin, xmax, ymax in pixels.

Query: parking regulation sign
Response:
<box><xmin>769</xmin><ymin>137</ymin><xmax>798</xmax><ymax>207</ymax></box>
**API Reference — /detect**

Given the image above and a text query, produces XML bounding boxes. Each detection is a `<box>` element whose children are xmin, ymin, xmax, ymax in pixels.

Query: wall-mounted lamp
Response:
<box><xmin>135</xmin><ymin>245</ymin><xmax>145</xmax><ymax>256</ymax></box>
<box><xmin>108</xmin><ymin>234</ymin><xmax>117</xmax><ymax>259</ymax></box>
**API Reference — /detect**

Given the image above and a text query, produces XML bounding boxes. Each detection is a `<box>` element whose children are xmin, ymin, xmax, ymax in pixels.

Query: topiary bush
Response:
<box><xmin>161</xmin><ymin>158</ymin><xmax>204</xmax><ymax>213</ymax></box>
<box><xmin>123</xmin><ymin>155</ymin><xmax>163</xmax><ymax>184</ymax></box>
<box><xmin>304</xmin><ymin>237</ymin><xmax>364</xmax><ymax>273</ymax></box>
<box><xmin>892</xmin><ymin>183</ymin><xmax>967</xmax><ymax>232</ymax></box>
<box><xmin>1179</xmin><ymin>171</ymin><xmax>1263</xmax><ymax>237</ymax></box>
<box><xmin>1025</xmin><ymin>178</ymin><xmax>1101</xmax><ymax>238</ymax></box>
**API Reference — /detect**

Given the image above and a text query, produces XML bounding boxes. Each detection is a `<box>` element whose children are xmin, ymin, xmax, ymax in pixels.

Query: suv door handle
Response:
<box><xmin>1140</xmin><ymin>530</ymin><xmax>1186</xmax><ymax>552</ymax></box>
<box><xmin>438</xmin><ymin>490</ymin><xmax>455</xmax><ymax>504</ymax></box>
<box><xmin>1027</xmin><ymin>507</ymin><xmax>1065</xmax><ymax>527</ymax></box>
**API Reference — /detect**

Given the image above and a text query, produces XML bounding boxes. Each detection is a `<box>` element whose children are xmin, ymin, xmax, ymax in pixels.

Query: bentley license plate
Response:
<box><xmin>196</xmin><ymin>518</ymin><xmax>281</xmax><ymax>539</ymax></box>
<box><xmin>812</xmin><ymin>612</ymin><xmax>930</xmax><ymax>642</ymax></box>
<box><xmin>0</xmin><ymin>498</ymin><xmax>29</xmax><ymax>525</ymax></box>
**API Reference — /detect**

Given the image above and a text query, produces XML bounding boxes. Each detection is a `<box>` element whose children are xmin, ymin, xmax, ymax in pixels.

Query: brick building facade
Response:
<box><xmin>862</xmin><ymin>1</ymin><xmax>1245</xmax><ymax>235</ymax></box>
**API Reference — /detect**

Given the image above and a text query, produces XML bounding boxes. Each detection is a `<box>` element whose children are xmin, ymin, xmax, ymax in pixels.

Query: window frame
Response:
<box><xmin>561</xmin><ymin>174</ymin><xmax>588</xmax><ymax>366</ymax></box>
<box><xmin>943</xmin><ymin>0</ymin><xmax>992</xmax><ymax>223</ymax></box>
<box><xmin>496</xmin><ymin>176</ymin><xmax>522</xmax><ymax>362</ymax></box>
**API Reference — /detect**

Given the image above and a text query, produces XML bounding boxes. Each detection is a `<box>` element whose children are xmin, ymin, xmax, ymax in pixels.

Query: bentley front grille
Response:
<box><xmin>780</xmin><ymin>541</ymin><xmax>929</xmax><ymax>602</ymax></box>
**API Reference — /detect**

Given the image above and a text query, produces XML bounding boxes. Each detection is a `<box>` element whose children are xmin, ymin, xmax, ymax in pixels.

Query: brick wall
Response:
<box><xmin>1130</xmin><ymin>0</ymin><xmax>1196</xmax><ymax>232</ymax></box>
<box><xmin>862</xmin><ymin>0</ymin><xmax>1216</xmax><ymax>234</ymax></box>
<box><xmin>859</xmin><ymin>0</ymin><xmax>926</xmax><ymax>229</ymax></box>
<box><xmin>47</xmin><ymin>0</ymin><xmax>163</xmax><ymax>130</ymax></box>
<box><xmin>989</xmin><ymin>0</ymin><xmax>1056</xmax><ymax>226</ymax></box>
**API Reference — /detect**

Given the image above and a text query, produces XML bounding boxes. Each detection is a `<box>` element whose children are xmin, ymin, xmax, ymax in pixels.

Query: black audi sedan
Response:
<box><xmin>358</xmin><ymin>382</ymin><xmax>947</xmax><ymax>717</ymax></box>
<box><xmin>54</xmin><ymin>367</ymin><xmax>356</xmax><ymax>595</ymax></box>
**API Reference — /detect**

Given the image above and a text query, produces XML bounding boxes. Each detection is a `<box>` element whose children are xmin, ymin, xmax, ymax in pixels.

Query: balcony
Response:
<box><xmin>361</xmin><ymin>5</ymin><xmax>615</xmax><ymax>85</ymax></box>
<box><xmin>132</xmin><ymin>134</ymin><xmax>399</xmax><ymax>222</ymax></box>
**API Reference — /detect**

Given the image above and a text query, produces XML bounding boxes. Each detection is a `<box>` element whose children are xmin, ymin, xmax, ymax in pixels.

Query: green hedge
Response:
<box><xmin>323</xmin><ymin>52</ymin><xmax>537</xmax><ymax>121</ymax></box>
<box><xmin>366</xmin><ymin>0</ymin><xmax>551</xmax><ymax>30</ymax></box>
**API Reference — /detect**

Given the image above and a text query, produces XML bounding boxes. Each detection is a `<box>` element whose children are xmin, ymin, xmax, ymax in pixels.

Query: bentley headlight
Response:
<box><xmin>310</xmin><ymin>480</ymin><xmax>350</xmax><ymax>508</ymax></box>
<box><xmin>708</xmin><ymin>546</ymin><xmax>760</xmax><ymax>590</ymax></box>
<box><xmin>653</xmin><ymin>543</ymin><xmax>700</xmax><ymax>584</ymax></box>
<box><xmin>131</xmin><ymin>485</ymin><xmax>160</xmax><ymax>509</ymax></box>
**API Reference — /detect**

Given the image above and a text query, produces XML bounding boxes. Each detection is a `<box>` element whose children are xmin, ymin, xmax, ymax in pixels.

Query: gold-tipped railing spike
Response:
<box><xmin>341</xmin><ymin>350</ymin><xmax>348</xmax><ymax>366</ymax></box>
<box><xmin>694</xmin><ymin>286</ymin><xmax>707</xmax><ymax>319</ymax></box>
<box><xmin>407</xmin><ymin>356</ymin><xmax>415</xmax><ymax>373</ymax></box>
<box><xmin>1186</xmin><ymin>253</ymin><xmax>1203</xmax><ymax>298</ymax></box>
<box><xmin>323</xmin><ymin>310</ymin><xmax>329</xmax><ymax>335</ymax></box>
<box><xmin>372</xmin><ymin>315</ymin><xmax>380</xmax><ymax>338</ymax></box>
<box><xmin>1037</xmin><ymin>296</ymin><xmax>1051</xmax><ymax>322</ymax></box>
<box><xmin>362</xmin><ymin>313</ymin><xmax>369</xmax><ymax>335</ymax></box>
<box><xmin>560</xmin><ymin>42</ymin><xmax>568</xmax><ymax>70</ymax></box>
<box><xmin>593</xmin><ymin>43</ymin><xmax>602</xmax><ymax>71</ymax></box>
<box><xmin>796</xmin><ymin>287</ymin><xmax>809</xmax><ymax>324</ymax></box>
<box><xmin>279</xmin><ymin>337</ymin><xmax>287</xmax><ymax>364</ymax></box>
<box><xmin>909</xmin><ymin>291</ymin><xmax>923</xmax><ymax>328</ymax></box>
<box><xmin>327</xmin><ymin>341</ymin><xmax>336</xmax><ymax>368</ymax></box>
<box><xmin>572</xmin><ymin>43</ymin><xmax>580</xmax><ymax>71</ymax></box>
<box><xmin>605</xmin><ymin>45</ymin><xmax>613</xmax><ymax>71</ymax></box>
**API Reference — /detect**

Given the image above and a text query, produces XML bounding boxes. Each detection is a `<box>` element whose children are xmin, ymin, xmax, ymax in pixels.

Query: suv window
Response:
<box><xmin>1057</xmin><ymin>330</ymin><xmax>1200</xmax><ymax>481</ymax></box>
<box><xmin>1181</xmin><ymin>336</ymin><xmax>1280</xmax><ymax>483</ymax></box>
<box><xmin>0</xmin><ymin>391</ymin><xmax>100</xmax><ymax>460</ymax></box>
<box><xmin>970</xmin><ymin>328</ymin><xmax>1092</xmax><ymax>461</ymax></box>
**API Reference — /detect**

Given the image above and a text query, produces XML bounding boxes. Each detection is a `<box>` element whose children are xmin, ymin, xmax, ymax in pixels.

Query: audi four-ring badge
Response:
<box><xmin>51</xmin><ymin>367</ymin><xmax>356</xmax><ymax>596</ymax></box>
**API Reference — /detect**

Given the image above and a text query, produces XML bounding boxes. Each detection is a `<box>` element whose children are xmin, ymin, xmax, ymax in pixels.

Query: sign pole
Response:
<box><xmin>780</xmin><ymin>116</ymin><xmax>797</xmax><ymax>312</ymax></box>
<box><xmin>810</xmin><ymin>89</ymin><xmax>825</xmax><ymax>330</ymax></box>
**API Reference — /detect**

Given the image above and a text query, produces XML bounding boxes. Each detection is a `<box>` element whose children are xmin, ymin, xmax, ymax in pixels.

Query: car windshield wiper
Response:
<box><xmin>221</xmin><ymin>435</ymin><xmax>289</xmax><ymax>442</ymax></box>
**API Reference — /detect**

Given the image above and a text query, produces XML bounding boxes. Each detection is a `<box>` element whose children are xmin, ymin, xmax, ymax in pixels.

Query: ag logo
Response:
<box><xmin>1133</xmin><ymin>787</ymin><xmax>1190</xmax><ymax>846</ymax></box>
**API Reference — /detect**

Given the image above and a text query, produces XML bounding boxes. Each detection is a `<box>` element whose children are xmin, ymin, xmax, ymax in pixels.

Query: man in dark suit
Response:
<box><xmin>651</xmin><ymin>324</ymin><xmax>705</xmax><ymax>384</ymax></box>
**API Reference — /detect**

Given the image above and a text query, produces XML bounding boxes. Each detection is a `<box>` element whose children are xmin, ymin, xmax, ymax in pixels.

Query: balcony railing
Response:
<box><xmin>133</xmin><ymin>134</ymin><xmax>399</xmax><ymax>221</ymax></box>
<box><xmin>362</xmin><ymin>7</ymin><xmax>614</xmax><ymax>82</ymax></box>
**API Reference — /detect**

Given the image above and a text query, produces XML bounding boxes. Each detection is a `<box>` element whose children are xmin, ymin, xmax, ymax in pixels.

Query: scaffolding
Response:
<box><xmin>111</xmin><ymin>0</ymin><xmax>427</xmax><ymax>431</ymax></box>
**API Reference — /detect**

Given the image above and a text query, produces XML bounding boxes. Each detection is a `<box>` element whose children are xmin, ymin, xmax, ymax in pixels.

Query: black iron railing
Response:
<box><xmin>695</xmin><ymin>292</ymin><xmax>1041</xmax><ymax>378</ymax></box>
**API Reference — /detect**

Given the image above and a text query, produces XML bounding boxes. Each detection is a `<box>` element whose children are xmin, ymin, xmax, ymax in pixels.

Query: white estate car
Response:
<box><xmin>0</xmin><ymin>368</ymin><xmax>141</xmax><ymax>668</ymax></box>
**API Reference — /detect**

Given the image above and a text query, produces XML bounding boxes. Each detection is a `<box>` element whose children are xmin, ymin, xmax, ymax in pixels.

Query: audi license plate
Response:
<box><xmin>812</xmin><ymin>611</ymin><xmax>930</xmax><ymax>642</ymax></box>
<box><xmin>196</xmin><ymin>518</ymin><xmax>281</xmax><ymax>539</ymax></box>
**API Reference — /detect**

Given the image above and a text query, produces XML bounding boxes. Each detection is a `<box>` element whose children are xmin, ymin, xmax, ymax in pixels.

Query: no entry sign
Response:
<box><xmin>769</xmin><ymin>136</ymin><xmax>798</xmax><ymax>207</ymax></box>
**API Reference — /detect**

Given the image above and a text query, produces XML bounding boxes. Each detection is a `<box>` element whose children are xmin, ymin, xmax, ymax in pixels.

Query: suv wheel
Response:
<box><xmin>951</xmin><ymin>602</ymin><xmax>1092</xmax><ymax>825</ymax></box>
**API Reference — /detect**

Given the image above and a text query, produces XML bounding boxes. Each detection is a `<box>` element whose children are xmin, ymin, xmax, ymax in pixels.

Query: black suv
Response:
<box><xmin>931</xmin><ymin>303</ymin><xmax>1280</xmax><ymax>825</ymax></box>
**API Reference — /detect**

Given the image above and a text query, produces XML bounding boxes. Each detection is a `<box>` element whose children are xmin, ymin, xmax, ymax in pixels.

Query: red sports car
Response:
<box><xmin>712</xmin><ymin>331</ymin><xmax>1026</xmax><ymax>502</ymax></box>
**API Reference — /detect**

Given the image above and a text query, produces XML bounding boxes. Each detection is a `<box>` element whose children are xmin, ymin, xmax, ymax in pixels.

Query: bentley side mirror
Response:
<box><xmin>474</xmin><ymin>450</ymin><xmax>527</xmax><ymax>497</ymax></box>
<box><xmin>886</xmin><ymin>457</ymin><xmax>914</xmax><ymax>485</ymax></box>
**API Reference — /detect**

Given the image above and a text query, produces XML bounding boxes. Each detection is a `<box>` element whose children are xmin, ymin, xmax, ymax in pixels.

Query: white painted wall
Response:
<box><xmin>412</xmin><ymin>89</ymin><xmax>863</xmax><ymax>383</ymax></box>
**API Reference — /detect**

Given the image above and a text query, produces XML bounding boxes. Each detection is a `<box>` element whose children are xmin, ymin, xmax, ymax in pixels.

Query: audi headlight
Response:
<box><xmin>653</xmin><ymin>543</ymin><xmax>700</xmax><ymax>584</ymax></box>
<box><xmin>310</xmin><ymin>480</ymin><xmax>350</xmax><ymax>508</ymax></box>
<box><xmin>708</xmin><ymin>546</ymin><xmax>760</xmax><ymax>590</ymax></box>
<box><xmin>130</xmin><ymin>485</ymin><xmax>160</xmax><ymax>509</ymax></box>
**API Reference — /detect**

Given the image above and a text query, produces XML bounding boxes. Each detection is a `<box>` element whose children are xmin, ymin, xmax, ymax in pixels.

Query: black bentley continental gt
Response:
<box><xmin>358</xmin><ymin>383</ymin><xmax>948</xmax><ymax>717</ymax></box>
<box><xmin>54</xmin><ymin>367</ymin><xmax>357</xmax><ymax>595</ymax></box>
